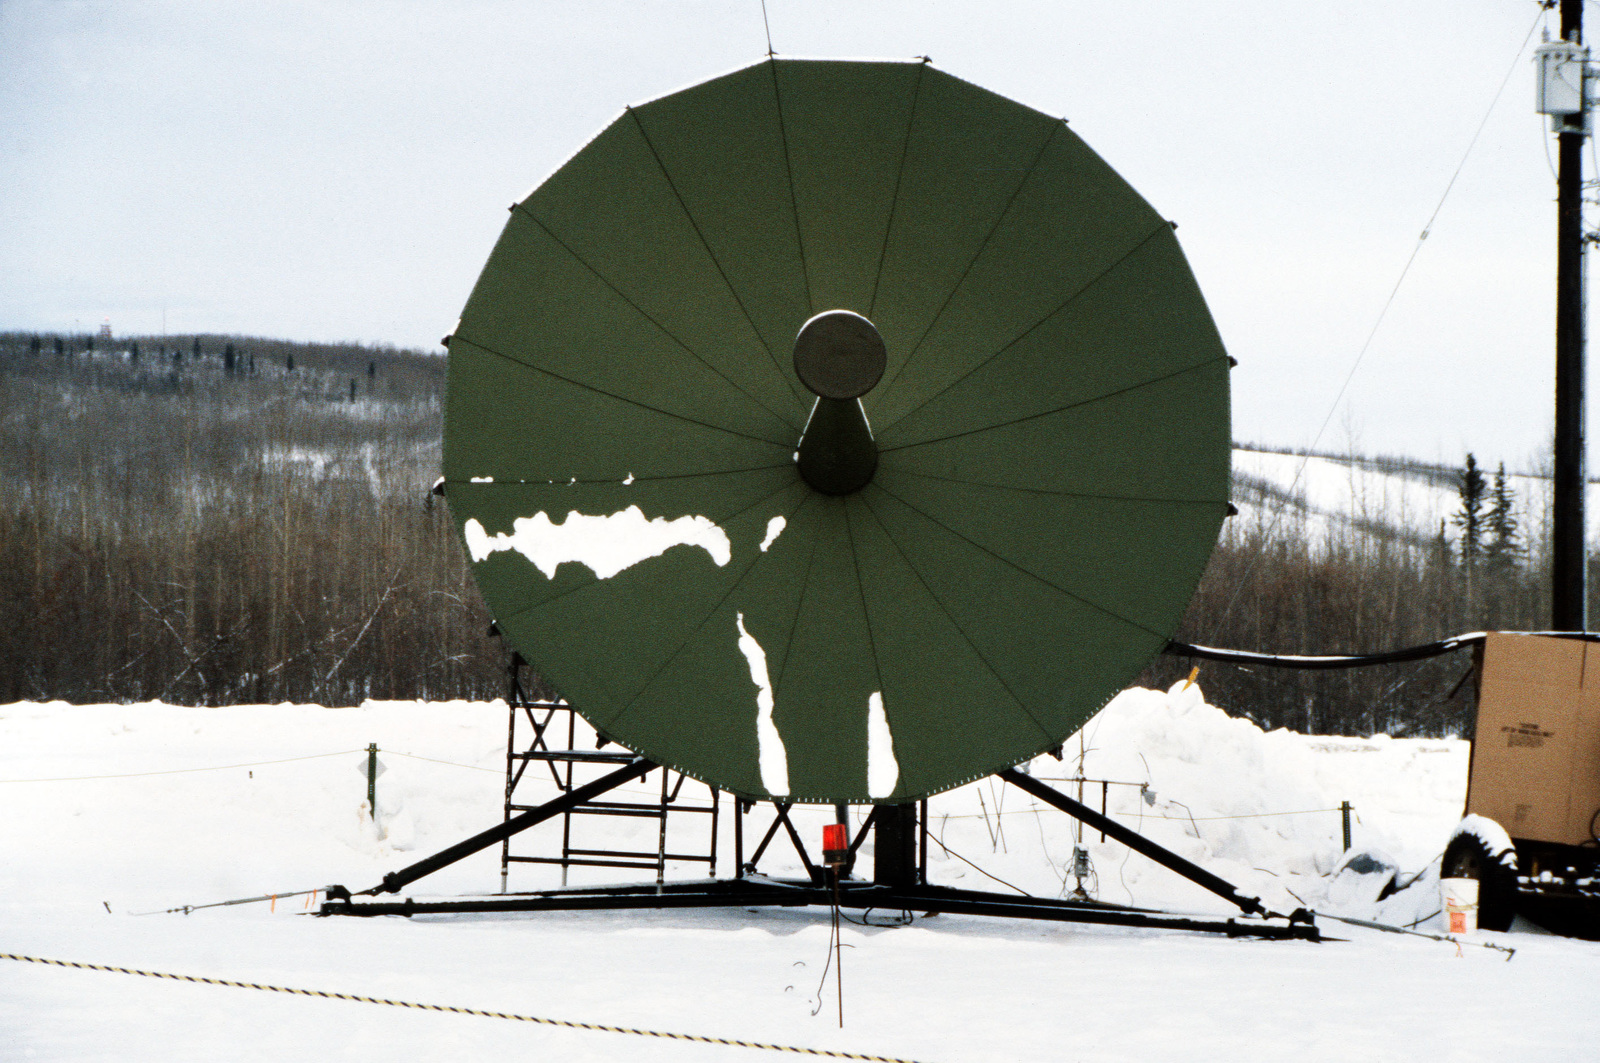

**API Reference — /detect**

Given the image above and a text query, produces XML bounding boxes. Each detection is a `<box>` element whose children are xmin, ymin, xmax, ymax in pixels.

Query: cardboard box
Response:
<box><xmin>1469</xmin><ymin>633</ymin><xmax>1600</xmax><ymax>846</ymax></box>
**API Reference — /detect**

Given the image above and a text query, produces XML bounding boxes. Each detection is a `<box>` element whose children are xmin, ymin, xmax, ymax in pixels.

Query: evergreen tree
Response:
<box><xmin>1453</xmin><ymin>453</ymin><xmax>1487</xmax><ymax>567</ymax></box>
<box><xmin>223</xmin><ymin>343</ymin><xmax>235</xmax><ymax>374</ymax></box>
<box><xmin>1431</xmin><ymin>516</ymin><xmax>1454</xmax><ymax>632</ymax></box>
<box><xmin>1484</xmin><ymin>462</ymin><xmax>1521</xmax><ymax>573</ymax></box>
<box><xmin>129</xmin><ymin>341</ymin><xmax>140</xmax><ymax>364</ymax></box>
<box><xmin>192</xmin><ymin>337</ymin><xmax>201</xmax><ymax>359</ymax></box>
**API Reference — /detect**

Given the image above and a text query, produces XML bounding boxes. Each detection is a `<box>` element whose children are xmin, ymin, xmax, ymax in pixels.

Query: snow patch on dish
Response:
<box><xmin>760</xmin><ymin>516</ymin><xmax>786</xmax><ymax>552</ymax></box>
<box><xmin>866</xmin><ymin>691</ymin><xmax>898</xmax><ymax>798</ymax></box>
<box><xmin>462</xmin><ymin>506</ymin><xmax>731</xmax><ymax>580</ymax></box>
<box><xmin>736</xmin><ymin>612</ymin><xmax>788</xmax><ymax>796</ymax></box>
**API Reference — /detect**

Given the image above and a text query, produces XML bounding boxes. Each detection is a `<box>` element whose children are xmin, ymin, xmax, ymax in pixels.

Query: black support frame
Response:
<box><xmin>322</xmin><ymin>760</ymin><xmax>1317</xmax><ymax>941</ymax></box>
<box><xmin>322</xmin><ymin>642</ymin><xmax>1313</xmax><ymax>937</ymax></box>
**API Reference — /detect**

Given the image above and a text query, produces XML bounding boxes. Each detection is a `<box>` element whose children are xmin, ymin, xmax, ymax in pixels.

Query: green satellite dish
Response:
<box><xmin>443</xmin><ymin>58</ymin><xmax>1230</xmax><ymax>805</ymax></box>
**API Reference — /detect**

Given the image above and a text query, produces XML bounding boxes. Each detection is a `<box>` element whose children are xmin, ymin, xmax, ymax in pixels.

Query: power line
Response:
<box><xmin>1212</xmin><ymin>8</ymin><xmax>1547</xmax><ymax>638</ymax></box>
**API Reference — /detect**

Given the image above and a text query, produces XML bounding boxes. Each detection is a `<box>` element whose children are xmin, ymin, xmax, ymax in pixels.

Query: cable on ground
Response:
<box><xmin>0</xmin><ymin>952</ymin><xmax>933</xmax><ymax>1062</ymax></box>
<box><xmin>1308</xmin><ymin>911</ymin><xmax>1515</xmax><ymax>959</ymax></box>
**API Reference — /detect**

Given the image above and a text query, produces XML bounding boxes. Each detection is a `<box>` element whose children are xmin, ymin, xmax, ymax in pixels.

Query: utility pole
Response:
<box><xmin>1540</xmin><ymin>0</ymin><xmax>1590</xmax><ymax>631</ymax></box>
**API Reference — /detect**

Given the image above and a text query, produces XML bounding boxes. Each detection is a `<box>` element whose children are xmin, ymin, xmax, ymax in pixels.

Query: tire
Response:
<box><xmin>1442</xmin><ymin>829</ymin><xmax>1518</xmax><ymax>932</ymax></box>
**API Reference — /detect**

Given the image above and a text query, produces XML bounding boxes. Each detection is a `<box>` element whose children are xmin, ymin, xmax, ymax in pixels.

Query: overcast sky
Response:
<box><xmin>0</xmin><ymin>1</ymin><xmax>1581</xmax><ymax>469</ymax></box>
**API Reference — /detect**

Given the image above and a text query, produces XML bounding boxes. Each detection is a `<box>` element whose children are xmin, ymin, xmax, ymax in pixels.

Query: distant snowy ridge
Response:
<box><xmin>1229</xmin><ymin>445</ymin><xmax>1596</xmax><ymax>553</ymax></box>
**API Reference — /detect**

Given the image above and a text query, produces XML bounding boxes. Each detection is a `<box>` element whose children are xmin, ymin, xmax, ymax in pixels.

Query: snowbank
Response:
<box><xmin>4</xmin><ymin>687</ymin><xmax>1596</xmax><ymax>1063</ymax></box>
<box><xmin>0</xmin><ymin>684</ymin><xmax>1468</xmax><ymax>920</ymax></box>
<box><xmin>922</xmin><ymin>681</ymin><xmax>1466</xmax><ymax>925</ymax></box>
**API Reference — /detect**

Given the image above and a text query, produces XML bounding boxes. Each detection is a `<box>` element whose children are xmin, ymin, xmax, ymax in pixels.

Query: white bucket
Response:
<box><xmin>1441</xmin><ymin>877</ymin><xmax>1479</xmax><ymax>934</ymax></box>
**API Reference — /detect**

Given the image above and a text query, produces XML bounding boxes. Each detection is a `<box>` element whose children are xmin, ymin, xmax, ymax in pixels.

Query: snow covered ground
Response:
<box><xmin>4</xmin><ymin>685</ymin><xmax>1598</xmax><ymax>1061</ymax></box>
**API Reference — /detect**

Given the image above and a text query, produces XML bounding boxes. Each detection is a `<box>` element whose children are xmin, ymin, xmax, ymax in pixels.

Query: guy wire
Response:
<box><xmin>760</xmin><ymin>0</ymin><xmax>775</xmax><ymax>56</ymax></box>
<box><xmin>1209</xmin><ymin>7</ymin><xmax>1547</xmax><ymax>641</ymax></box>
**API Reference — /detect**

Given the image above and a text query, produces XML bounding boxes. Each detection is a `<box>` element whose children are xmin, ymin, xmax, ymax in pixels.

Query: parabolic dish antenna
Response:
<box><xmin>443</xmin><ymin>58</ymin><xmax>1230</xmax><ymax>805</ymax></box>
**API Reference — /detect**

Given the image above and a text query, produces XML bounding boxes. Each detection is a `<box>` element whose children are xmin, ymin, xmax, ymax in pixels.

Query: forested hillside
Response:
<box><xmin>0</xmin><ymin>330</ymin><xmax>1568</xmax><ymax>735</ymax></box>
<box><xmin>0</xmin><ymin>331</ymin><xmax>508</xmax><ymax>705</ymax></box>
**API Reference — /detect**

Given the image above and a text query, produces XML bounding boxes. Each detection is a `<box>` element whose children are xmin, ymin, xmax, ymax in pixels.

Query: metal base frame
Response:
<box><xmin>321</xmin><ymin>640</ymin><xmax>1315</xmax><ymax>937</ymax></box>
<box><xmin>320</xmin><ymin>876</ymin><xmax>1314</xmax><ymax>939</ymax></box>
<box><xmin>321</xmin><ymin>758</ymin><xmax>1319</xmax><ymax>941</ymax></box>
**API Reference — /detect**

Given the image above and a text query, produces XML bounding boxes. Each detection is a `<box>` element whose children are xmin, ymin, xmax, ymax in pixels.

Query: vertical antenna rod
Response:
<box><xmin>1553</xmin><ymin>0</ymin><xmax>1588</xmax><ymax>631</ymax></box>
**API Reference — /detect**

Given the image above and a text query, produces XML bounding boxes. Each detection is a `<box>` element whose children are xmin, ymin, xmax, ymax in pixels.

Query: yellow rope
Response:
<box><xmin>1</xmin><ymin>952</ymin><xmax>931</xmax><ymax>1062</ymax></box>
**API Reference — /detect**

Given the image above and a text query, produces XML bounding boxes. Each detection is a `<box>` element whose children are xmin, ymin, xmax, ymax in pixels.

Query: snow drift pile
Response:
<box><xmin>0</xmin><ymin>681</ymin><xmax>1466</xmax><ymax>929</ymax></box>
<box><xmin>1039</xmin><ymin>680</ymin><xmax>1464</xmax><ymax>925</ymax></box>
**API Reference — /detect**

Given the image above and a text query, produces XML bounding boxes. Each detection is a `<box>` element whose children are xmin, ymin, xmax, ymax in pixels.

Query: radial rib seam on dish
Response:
<box><xmin>493</xmin><ymin>487</ymin><xmax>809</xmax><ymax>764</ymax></box>
<box><xmin>873</xmin><ymin>220</ymin><xmax>1175</xmax><ymax>437</ymax></box>
<box><xmin>510</xmin><ymin>203</ymin><xmax>802</xmax><ymax>434</ymax></box>
<box><xmin>767</xmin><ymin>495</ymin><xmax>829</xmax><ymax>698</ymax></box>
<box><xmin>869</xmin><ymin>121</ymin><xmax>1061</xmax><ymax>406</ymax></box>
<box><xmin>590</xmin><ymin>493</ymin><xmax>809</xmax><ymax>750</ymax></box>
<box><xmin>878</xmin><ymin>465</ymin><xmax>1227</xmax><ymax>505</ymax></box>
<box><xmin>481</xmin><ymin>479</ymin><xmax>811</xmax><ymax>635</ymax></box>
<box><xmin>854</xmin><ymin>492</ymin><xmax>1053</xmax><ymax>743</ymax></box>
<box><xmin>445</xmin><ymin>462</ymin><xmax>794</xmax><ymax>488</ymax></box>
<box><xmin>843</xmin><ymin>499</ymin><xmax>909</xmax><ymax>799</ymax></box>
<box><xmin>864</xmin><ymin>480</ymin><xmax>1172</xmax><ymax>643</ymax></box>
<box><xmin>843</xmin><ymin>501</ymin><xmax>888</xmax><ymax>697</ymax></box>
<box><xmin>450</xmin><ymin>334</ymin><xmax>794</xmax><ymax>451</ymax></box>
<box><xmin>765</xmin><ymin>59</ymin><xmax>814</xmax><ymax>319</ymax></box>
<box><xmin>877</xmin><ymin>354</ymin><xmax>1222</xmax><ymax>454</ymax></box>
<box><xmin>867</xmin><ymin>61</ymin><xmax>929</xmax><ymax>319</ymax></box>
<box><xmin>594</xmin><ymin>490</ymin><xmax>819</xmax><ymax>735</ymax></box>
<box><xmin>625</xmin><ymin>104</ymin><xmax>811</xmax><ymax>416</ymax></box>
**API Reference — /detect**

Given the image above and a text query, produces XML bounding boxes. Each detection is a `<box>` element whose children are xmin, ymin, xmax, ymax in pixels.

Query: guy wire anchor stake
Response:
<box><xmin>358</xmin><ymin>744</ymin><xmax>385</xmax><ymax>825</ymax></box>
